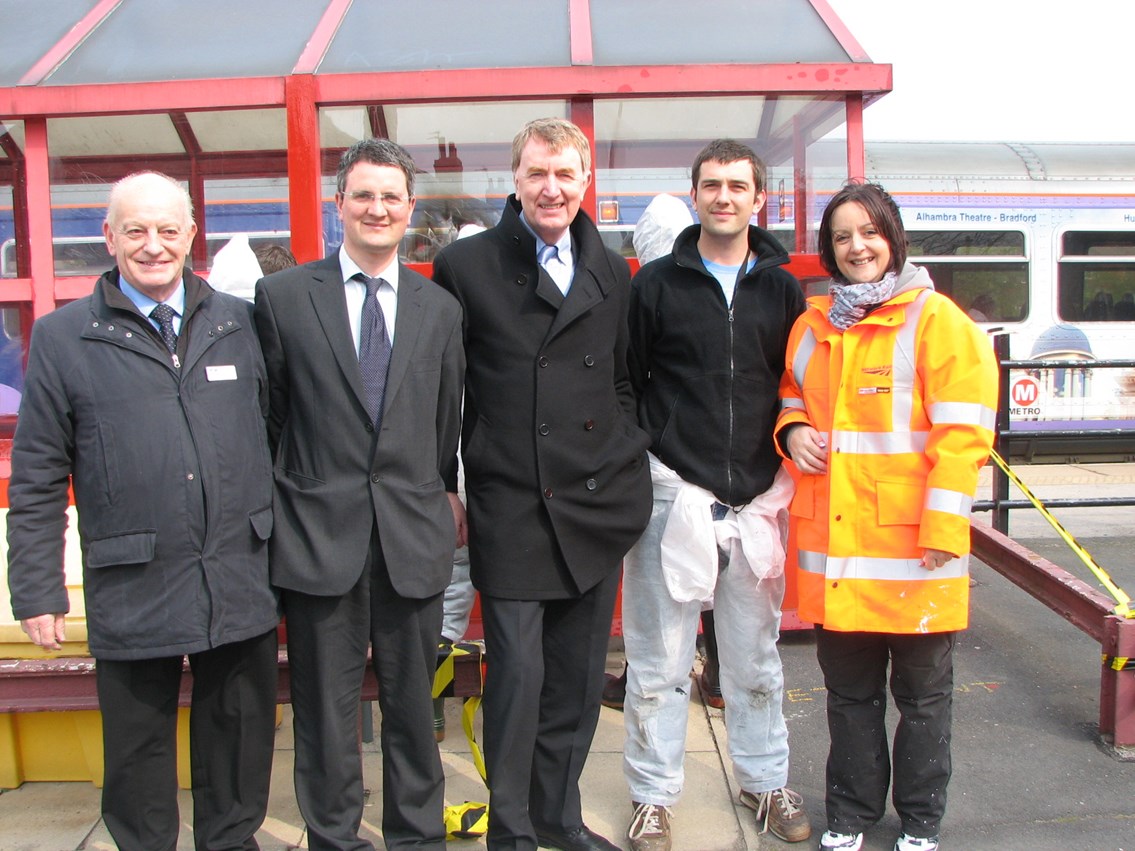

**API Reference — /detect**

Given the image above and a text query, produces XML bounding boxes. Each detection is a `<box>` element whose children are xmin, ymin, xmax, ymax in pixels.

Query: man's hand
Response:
<box><xmin>448</xmin><ymin>492</ymin><xmax>469</xmax><ymax>549</ymax></box>
<box><xmin>21</xmin><ymin>613</ymin><xmax>66</xmax><ymax>651</ymax></box>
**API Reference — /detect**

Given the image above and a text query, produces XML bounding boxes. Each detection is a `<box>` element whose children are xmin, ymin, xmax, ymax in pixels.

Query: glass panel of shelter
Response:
<box><xmin>592</xmin><ymin>95</ymin><xmax>847</xmax><ymax>265</ymax></box>
<box><xmin>319</xmin><ymin>101</ymin><xmax>568</xmax><ymax>264</ymax></box>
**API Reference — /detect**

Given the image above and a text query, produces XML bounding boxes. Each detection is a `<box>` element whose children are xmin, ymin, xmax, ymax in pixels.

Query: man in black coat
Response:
<box><xmin>255</xmin><ymin>139</ymin><xmax>464</xmax><ymax>851</ymax></box>
<box><xmin>7</xmin><ymin>171</ymin><xmax>279</xmax><ymax>851</ymax></box>
<box><xmin>433</xmin><ymin>117</ymin><xmax>652</xmax><ymax>851</ymax></box>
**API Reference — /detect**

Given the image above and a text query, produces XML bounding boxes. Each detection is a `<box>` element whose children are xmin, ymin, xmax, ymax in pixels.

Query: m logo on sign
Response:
<box><xmin>1009</xmin><ymin>375</ymin><xmax>1043</xmax><ymax>417</ymax></box>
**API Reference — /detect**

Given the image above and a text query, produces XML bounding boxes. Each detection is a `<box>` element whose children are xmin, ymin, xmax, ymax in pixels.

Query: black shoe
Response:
<box><xmin>536</xmin><ymin>824</ymin><xmax>621</xmax><ymax>851</ymax></box>
<box><xmin>601</xmin><ymin>665</ymin><xmax>627</xmax><ymax>711</ymax></box>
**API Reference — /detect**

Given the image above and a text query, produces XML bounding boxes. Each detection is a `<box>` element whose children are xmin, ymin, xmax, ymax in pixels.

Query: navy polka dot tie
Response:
<box><xmin>150</xmin><ymin>303</ymin><xmax>178</xmax><ymax>354</ymax></box>
<box><xmin>358</xmin><ymin>275</ymin><xmax>392</xmax><ymax>427</ymax></box>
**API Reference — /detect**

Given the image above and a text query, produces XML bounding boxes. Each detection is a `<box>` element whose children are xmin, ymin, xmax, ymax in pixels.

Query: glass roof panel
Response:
<box><xmin>589</xmin><ymin>0</ymin><xmax>852</xmax><ymax>65</ymax></box>
<box><xmin>320</xmin><ymin>0</ymin><xmax>570</xmax><ymax>73</ymax></box>
<box><xmin>48</xmin><ymin>114</ymin><xmax>184</xmax><ymax>157</ymax></box>
<box><xmin>45</xmin><ymin>0</ymin><xmax>327</xmax><ymax>85</ymax></box>
<box><xmin>0</xmin><ymin>0</ymin><xmax>96</xmax><ymax>86</ymax></box>
<box><xmin>187</xmin><ymin>109</ymin><xmax>287</xmax><ymax>153</ymax></box>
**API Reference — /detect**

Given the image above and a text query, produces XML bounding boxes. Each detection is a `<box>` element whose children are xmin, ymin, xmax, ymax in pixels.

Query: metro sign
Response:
<box><xmin>1009</xmin><ymin>375</ymin><xmax>1043</xmax><ymax>417</ymax></box>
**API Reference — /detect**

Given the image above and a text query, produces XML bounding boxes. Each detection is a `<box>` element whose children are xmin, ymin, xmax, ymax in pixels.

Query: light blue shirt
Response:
<box><xmin>703</xmin><ymin>256</ymin><xmax>756</xmax><ymax>308</ymax></box>
<box><xmin>119</xmin><ymin>278</ymin><xmax>186</xmax><ymax>336</ymax></box>
<box><xmin>520</xmin><ymin>214</ymin><xmax>574</xmax><ymax>295</ymax></box>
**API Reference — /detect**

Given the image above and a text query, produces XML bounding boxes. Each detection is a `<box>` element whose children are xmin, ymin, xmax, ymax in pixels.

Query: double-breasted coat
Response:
<box><xmin>433</xmin><ymin>197</ymin><xmax>652</xmax><ymax>599</ymax></box>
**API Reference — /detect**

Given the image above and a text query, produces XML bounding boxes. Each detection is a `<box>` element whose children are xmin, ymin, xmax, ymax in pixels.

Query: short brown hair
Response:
<box><xmin>511</xmin><ymin>117</ymin><xmax>591</xmax><ymax>175</ymax></box>
<box><xmin>818</xmin><ymin>181</ymin><xmax>907</xmax><ymax>282</ymax></box>
<box><xmin>691</xmin><ymin>139</ymin><xmax>766</xmax><ymax>193</ymax></box>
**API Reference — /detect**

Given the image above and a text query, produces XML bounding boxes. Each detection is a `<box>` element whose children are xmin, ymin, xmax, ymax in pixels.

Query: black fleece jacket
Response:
<box><xmin>628</xmin><ymin>223</ymin><xmax>805</xmax><ymax>505</ymax></box>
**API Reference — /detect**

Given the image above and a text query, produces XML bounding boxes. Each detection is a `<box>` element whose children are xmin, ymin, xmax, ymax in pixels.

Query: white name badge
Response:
<box><xmin>206</xmin><ymin>365</ymin><xmax>238</xmax><ymax>382</ymax></box>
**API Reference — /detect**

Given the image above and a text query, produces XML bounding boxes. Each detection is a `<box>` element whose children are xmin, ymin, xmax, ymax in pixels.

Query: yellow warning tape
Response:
<box><xmin>433</xmin><ymin>641</ymin><xmax>488</xmax><ymax>783</ymax></box>
<box><xmin>990</xmin><ymin>449</ymin><xmax>1133</xmax><ymax>618</ymax></box>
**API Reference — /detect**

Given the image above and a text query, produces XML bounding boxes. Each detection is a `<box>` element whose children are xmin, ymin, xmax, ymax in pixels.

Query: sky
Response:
<box><xmin>823</xmin><ymin>0</ymin><xmax>1134</xmax><ymax>143</ymax></box>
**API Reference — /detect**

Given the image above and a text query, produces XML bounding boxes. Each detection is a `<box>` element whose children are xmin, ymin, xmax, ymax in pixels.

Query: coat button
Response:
<box><xmin>107</xmin><ymin>325</ymin><xmax>115</xmax><ymax>331</ymax></box>
<box><xmin>371</xmin><ymin>474</ymin><xmax>380</xmax><ymax>483</ymax></box>
<box><xmin>584</xmin><ymin>419</ymin><xmax>595</xmax><ymax>430</ymax></box>
<box><xmin>586</xmin><ymin>478</ymin><xmax>598</xmax><ymax>491</ymax></box>
<box><xmin>365</xmin><ymin>422</ymin><xmax>374</xmax><ymax>432</ymax></box>
<box><xmin>516</xmin><ymin>276</ymin><xmax>526</xmax><ymax>286</ymax></box>
<box><xmin>538</xmin><ymin>424</ymin><xmax>550</xmax><ymax>436</ymax></box>
<box><xmin>187</xmin><ymin>473</ymin><xmax>195</xmax><ymax>481</ymax></box>
<box><xmin>538</xmin><ymin>356</ymin><xmax>549</xmax><ymax>367</ymax></box>
<box><xmin>583</xmin><ymin>355</ymin><xmax>595</xmax><ymax>367</ymax></box>
<box><xmin>544</xmin><ymin>487</ymin><xmax>553</xmax><ymax>498</ymax></box>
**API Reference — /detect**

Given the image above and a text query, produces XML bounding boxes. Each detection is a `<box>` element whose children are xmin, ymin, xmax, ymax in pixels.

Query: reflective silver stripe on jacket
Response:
<box><xmin>929</xmin><ymin>400</ymin><xmax>998</xmax><ymax>431</ymax></box>
<box><xmin>889</xmin><ymin>291</ymin><xmax>930</xmax><ymax>429</ymax></box>
<box><xmin>926</xmin><ymin>486</ymin><xmax>974</xmax><ymax>517</ymax></box>
<box><xmin>798</xmin><ymin>548</ymin><xmax>968</xmax><ymax>580</ymax></box>
<box><xmin>792</xmin><ymin>326</ymin><xmax>817</xmax><ymax>391</ymax></box>
<box><xmin>829</xmin><ymin>430</ymin><xmax>928</xmax><ymax>455</ymax></box>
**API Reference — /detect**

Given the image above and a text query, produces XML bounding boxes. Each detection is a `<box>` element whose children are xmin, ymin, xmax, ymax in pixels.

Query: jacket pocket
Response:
<box><xmin>789</xmin><ymin>474</ymin><xmax>816</xmax><ymax>520</ymax></box>
<box><xmin>877</xmin><ymin>479</ymin><xmax>923</xmax><ymax>525</ymax></box>
<box><xmin>86</xmin><ymin>530</ymin><xmax>156</xmax><ymax>569</ymax></box>
<box><xmin>249</xmin><ymin>505</ymin><xmax>274</xmax><ymax>541</ymax></box>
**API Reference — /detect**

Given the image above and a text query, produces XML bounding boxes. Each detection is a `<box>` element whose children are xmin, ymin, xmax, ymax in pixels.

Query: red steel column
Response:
<box><xmin>286</xmin><ymin>74</ymin><xmax>323</xmax><ymax>264</ymax></box>
<box><xmin>23</xmin><ymin>118</ymin><xmax>56</xmax><ymax>320</ymax></box>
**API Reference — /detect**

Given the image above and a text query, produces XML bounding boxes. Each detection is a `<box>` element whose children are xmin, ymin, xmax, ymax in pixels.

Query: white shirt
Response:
<box><xmin>339</xmin><ymin>246</ymin><xmax>399</xmax><ymax>354</ymax></box>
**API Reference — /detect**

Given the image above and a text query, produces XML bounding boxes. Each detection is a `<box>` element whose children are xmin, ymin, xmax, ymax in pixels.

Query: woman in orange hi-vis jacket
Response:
<box><xmin>775</xmin><ymin>183</ymin><xmax>998</xmax><ymax>851</ymax></box>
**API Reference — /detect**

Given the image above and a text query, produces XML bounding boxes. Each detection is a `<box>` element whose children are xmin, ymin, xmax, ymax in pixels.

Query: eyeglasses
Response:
<box><xmin>345</xmin><ymin>191</ymin><xmax>410</xmax><ymax>210</ymax></box>
<box><xmin>117</xmin><ymin>225</ymin><xmax>188</xmax><ymax>243</ymax></box>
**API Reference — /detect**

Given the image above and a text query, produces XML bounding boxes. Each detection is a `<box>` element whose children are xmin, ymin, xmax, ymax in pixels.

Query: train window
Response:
<box><xmin>907</xmin><ymin>230</ymin><xmax>1028</xmax><ymax>323</ymax></box>
<box><xmin>1058</xmin><ymin>231</ymin><xmax>1135</xmax><ymax>321</ymax></box>
<box><xmin>0</xmin><ymin>306</ymin><xmax>24</xmax><ymax>419</ymax></box>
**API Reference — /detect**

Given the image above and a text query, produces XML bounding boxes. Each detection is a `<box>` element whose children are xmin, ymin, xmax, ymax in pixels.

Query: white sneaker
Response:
<box><xmin>894</xmin><ymin>834</ymin><xmax>939</xmax><ymax>851</ymax></box>
<box><xmin>820</xmin><ymin>830</ymin><xmax>864</xmax><ymax>850</ymax></box>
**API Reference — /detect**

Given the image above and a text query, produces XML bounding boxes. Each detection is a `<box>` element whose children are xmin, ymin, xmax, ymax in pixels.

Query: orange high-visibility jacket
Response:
<box><xmin>776</xmin><ymin>266</ymin><xmax>998</xmax><ymax>634</ymax></box>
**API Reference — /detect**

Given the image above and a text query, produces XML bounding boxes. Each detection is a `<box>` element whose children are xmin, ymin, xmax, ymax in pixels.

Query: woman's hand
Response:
<box><xmin>786</xmin><ymin>425</ymin><xmax>829</xmax><ymax>475</ymax></box>
<box><xmin>920</xmin><ymin>548</ymin><xmax>954</xmax><ymax>570</ymax></box>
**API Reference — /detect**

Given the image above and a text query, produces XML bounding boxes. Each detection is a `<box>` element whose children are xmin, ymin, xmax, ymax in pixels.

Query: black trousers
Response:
<box><xmin>95</xmin><ymin>627</ymin><xmax>279</xmax><ymax>851</ymax></box>
<box><xmin>479</xmin><ymin>569</ymin><xmax>620</xmax><ymax>851</ymax></box>
<box><xmin>283</xmin><ymin>528</ymin><xmax>445</xmax><ymax>851</ymax></box>
<box><xmin>815</xmin><ymin>626</ymin><xmax>956</xmax><ymax>839</ymax></box>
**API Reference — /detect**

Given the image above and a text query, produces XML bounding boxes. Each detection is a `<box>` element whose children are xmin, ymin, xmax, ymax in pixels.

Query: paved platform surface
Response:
<box><xmin>1</xmin><ymin>463</ymin><xmax>1133</xmax><ymax>850</ymax></box>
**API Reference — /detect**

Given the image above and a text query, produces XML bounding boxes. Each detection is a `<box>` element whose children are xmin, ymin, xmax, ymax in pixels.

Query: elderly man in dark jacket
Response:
<box><xmin>6</xmin><ymin>171</ymin><xmax>279</xmax><ymax>851</ymax></box>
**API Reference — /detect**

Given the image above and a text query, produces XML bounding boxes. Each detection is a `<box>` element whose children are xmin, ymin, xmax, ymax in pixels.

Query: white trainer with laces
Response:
<box><xmin>819</xmin><ymin>830</ymin><xmax>864</xmax><ymax>850</ymax></box>
<box><xmin>895</xmin><ymin>834</ymin><xmax>939</xmax><ymax>851</ymax></box>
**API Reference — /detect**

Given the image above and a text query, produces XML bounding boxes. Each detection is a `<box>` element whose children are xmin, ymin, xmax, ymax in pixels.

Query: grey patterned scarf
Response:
<box><xmin>828</xmin><ymin>272</ymin><xmax>899</xmax><ymax>331</ymax></box>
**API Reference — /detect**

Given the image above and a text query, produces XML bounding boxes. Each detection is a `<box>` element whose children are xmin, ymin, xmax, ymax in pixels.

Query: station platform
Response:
<box><xmin>1</xmin><ymin>463</ymin><xmax>1133</xmax><ymax>849</ymax></box>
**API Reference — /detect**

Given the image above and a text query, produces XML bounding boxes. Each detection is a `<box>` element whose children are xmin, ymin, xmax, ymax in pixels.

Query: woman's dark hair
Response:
<box><xmin>818</xmin><ymin>181</ymin><xmax>907</xmax><ymax>282</ymax></box>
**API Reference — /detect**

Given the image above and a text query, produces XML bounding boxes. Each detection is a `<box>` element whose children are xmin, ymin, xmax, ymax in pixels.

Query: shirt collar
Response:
<box><xmin>118</xmin><ymin>276</ymin><xmax>186</xmax><ymax>317</ymax></box>
<box><xmin>339</xmin><ymin>246</ymin><xmax>400</xmax><ymax>291</ymax></box>
<box><xmin>519</xmin><ymin>213</ymin><xmax>572</xmax><ymax>264</ymax></box>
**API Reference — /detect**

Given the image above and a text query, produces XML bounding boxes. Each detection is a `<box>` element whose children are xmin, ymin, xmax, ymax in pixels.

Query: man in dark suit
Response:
<box><xmin>433</xmin><ymin>118</ymin><xmax>652</xmax><ymax>851</ymax></box>
<box><xmin>254</xmin><ymin>139</ymin><xmax>465</xmax><ymax>851</ymax></box>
